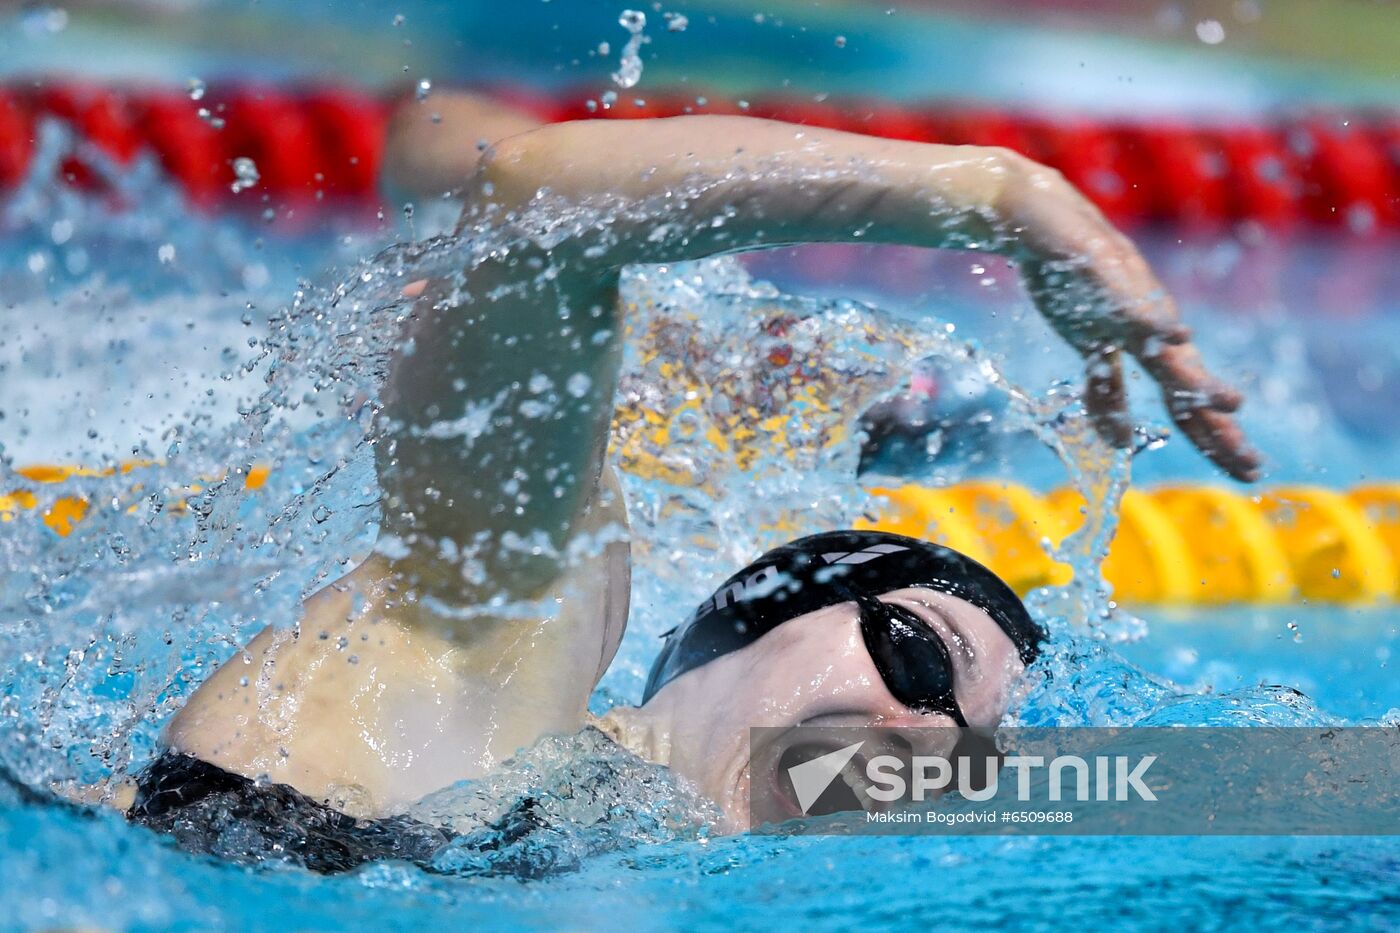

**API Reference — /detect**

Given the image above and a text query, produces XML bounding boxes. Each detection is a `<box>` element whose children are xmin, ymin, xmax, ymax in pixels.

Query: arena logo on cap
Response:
<box><xmin>693</xmin><ymin>564</ymin><xmax>788</xmax><ymax>616</ymax></box>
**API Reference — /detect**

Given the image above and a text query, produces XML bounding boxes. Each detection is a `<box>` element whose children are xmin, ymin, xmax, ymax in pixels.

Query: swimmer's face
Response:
<box><xmin>639</xmin><ymin>587</ymin><xmax>1026</xmax><ymax>832</ymax></box>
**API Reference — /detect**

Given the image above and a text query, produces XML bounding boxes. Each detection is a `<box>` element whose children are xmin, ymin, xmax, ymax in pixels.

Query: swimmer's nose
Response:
<box><xmin>882</xmin><ymin>708</ymin><xmax>957</xmax><ymax>732</ymax></box>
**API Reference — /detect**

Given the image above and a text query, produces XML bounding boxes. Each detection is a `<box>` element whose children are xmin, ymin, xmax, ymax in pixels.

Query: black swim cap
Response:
<box><xmin>641</xmin><ymin>530</ymin><xmax>1046</xmax><ymax>712</ymax></box>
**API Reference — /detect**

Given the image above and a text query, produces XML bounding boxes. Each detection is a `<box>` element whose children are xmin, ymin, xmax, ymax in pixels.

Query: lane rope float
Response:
<box><xmin>3</xmin><ymin>80</ymin><xmax>1399</xmax><ymax>231</ymax></box>
<box><xmin>5</xmin><ymin>463</ymin><xmax>1397</xmax><ymax>606</ymax></box>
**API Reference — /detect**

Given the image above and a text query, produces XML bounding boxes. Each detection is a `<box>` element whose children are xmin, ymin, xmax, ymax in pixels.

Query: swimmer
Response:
<box><xmin>127</xmin><ymin>92</ymin><xmax>1260</xmax><ymax>868</ymax></box>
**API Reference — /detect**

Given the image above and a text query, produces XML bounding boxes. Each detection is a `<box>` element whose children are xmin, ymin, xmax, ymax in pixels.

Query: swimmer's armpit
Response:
<box><xmin>463</xmin><ymin>116</ymin><xmax>1261</xmax><ymax>481</ymax></box>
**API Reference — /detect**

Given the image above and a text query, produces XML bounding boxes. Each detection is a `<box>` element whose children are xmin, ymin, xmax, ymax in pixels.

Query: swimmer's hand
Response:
<box><xmin>996</xmin><ymin>158</ymin><xmax>1261</xmax><ymax>481</ymax></box>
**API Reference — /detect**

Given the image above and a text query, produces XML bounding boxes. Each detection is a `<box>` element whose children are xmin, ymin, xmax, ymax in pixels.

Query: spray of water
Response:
<box><xmin>0</xmin><ymin>118</ymin><xmax>1339</xmax><ymax>871</ymax></box>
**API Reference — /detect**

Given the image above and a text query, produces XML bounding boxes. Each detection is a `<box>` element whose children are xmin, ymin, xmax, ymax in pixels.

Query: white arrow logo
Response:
<box><xmin>821</xmin><ymin>544</ymin><xmax>910</xmax><ymax>566</ymax></box>
<box><xmin>787</xmin><ymin>742</ymin><xmax>865</xmax><ymax>814</ymax></box>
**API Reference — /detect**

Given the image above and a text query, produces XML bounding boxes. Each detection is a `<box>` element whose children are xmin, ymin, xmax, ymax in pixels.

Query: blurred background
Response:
<box><xmin>8</xmin><ymin>0</ymin><xmax>1400</xmax><ymax>112</ymax></box>
<box><xmin>2</xmin><ymin>6</ymin><xmax>1400</xmax><ymax>930</ymax></box>
<box><xmin>5</xmin><ymin>0</ymin><xmax>1398</xmax><ymax>483</ymax></box>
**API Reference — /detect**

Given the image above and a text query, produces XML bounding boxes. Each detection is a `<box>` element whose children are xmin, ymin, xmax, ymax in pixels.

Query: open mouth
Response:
<box><xmin>773</xmin><ymin>742</ymin><xmax>871</xmax><ymax>818</ymax></box>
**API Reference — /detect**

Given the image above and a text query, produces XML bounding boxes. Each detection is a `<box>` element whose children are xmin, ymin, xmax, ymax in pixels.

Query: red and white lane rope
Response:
<box><xmin>2</xmin><ymin>80</ymin><xmax>1398</xmax><ymax>231</ymax></box>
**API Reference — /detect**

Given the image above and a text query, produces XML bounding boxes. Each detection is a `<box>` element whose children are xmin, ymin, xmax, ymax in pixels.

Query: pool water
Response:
<box><xmin>2</xmin><ymin>115</ymin><xmax>1400</xmax><ymax>932</ymax></box>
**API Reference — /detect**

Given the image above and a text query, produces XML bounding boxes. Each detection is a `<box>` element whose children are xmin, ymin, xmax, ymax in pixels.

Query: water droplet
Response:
<box><xmin>157</xmin><ymin>243</ymin><xmax>176</xmax><ymax>264</ymax></box>
<box><xmin>566</xmin><ymin>372</ymin><xmax>592</xmax><ymax>398</ymax></box>
<box><xmin>1195</xmin><ymin>19</ymin><xmax>1225</xmax><ymax>44</ymax></box>
<box><xmin>230</xmin><ymin>157</ymin><xmax>260</xmax><ymax>194</ymax></box>
<box><xmin>313</xmin><ymin>505</ymin><xmax>332</xmax><ymax>523</ymax></box>
<box><xmin>20</xmin><ymin>5</ymin><xmax>67</xmax><ymax>36</ymax></box>
<box><xmin>108</xmin><ymin>534</ymin><xmax>130</xmax><ymax>561</ymax></box>
<box><xmin>834</xmin><ymin>35</ymin><xmax>847</xmax><ymax>48</ymax></box>
<box><xmin>392</xmin><ymin>13</ymin><xmax>405</xmax><ymax>26</ymax></box>
<box><xmin>612</xmin><ymin>10</ymin><xmax>648</xmax><ymax>89</ymax></box>
<box><xmin>664</xmin><ymin>12</ymin><xmax>688</xmax><ymax>31</ymax></box>
<box><xmin>187</xmin><ymin>78</ymin><xmax>206</xmax><ymax>101</ymax></box>
<box><xmin>672</xmin><ymin>409</ymin><xmax>700</xmax><ymax>440</ymax></box>
<box><xmin>415</xmin><ymin>78</ymin><xmax>433</xmax><ymax>102</ymax></box>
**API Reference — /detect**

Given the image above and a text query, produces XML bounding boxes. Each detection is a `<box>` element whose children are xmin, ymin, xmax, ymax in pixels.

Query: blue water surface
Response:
<box><xmin>2</xmin><ymin>33</ymin><xmax>1400</xmax><ymax>930</ymax></box>
<box><xmin>3</xmin><ymin>197</ymin><xmax>1397</xmax><ymax>933</ymax></box>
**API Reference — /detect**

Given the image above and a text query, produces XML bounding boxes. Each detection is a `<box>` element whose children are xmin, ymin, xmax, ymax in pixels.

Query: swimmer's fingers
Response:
<box><xmin>1085</xmin><ymin>253</ymin><xmax>1260</xmax><ymax>477</ymax></box>
<box><xmin>1115</xmin><ymin>298</ymin><xmax>1258</xmax><ymax>480</ymax></box>
<box><xmin>1039</xmin><ymin>242</ymin><xmax>1257</xmax><ymax>478</ymax></box>
<box><xmin>1084</xmin><ymin>348</ymin><xmax>1132</xmax><ymax>449</ymax></box>
<box><xmin>1033</xmin><ymin>265</ymin><xmax>1259</xmax><ymax>479</ymax></box>
<box><xmin>999</xmin><ymin>159</ymin><xmax>1258</xmax><ymax>478</ymax></box>
<box><xmin>1175</xmin><ymin>406</ymin><xmax>1260</xmax><ymax>483</ymax></box>
<box><xmin>1136</xmin><ymin>341</ymin><xmax>1262</xmax><ymax>482</ymax></box>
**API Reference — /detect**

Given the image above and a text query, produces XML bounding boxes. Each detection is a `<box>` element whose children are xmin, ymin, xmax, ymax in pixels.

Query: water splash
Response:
<box><xmin>0</xmin><ymin>112</ymin><xmax>1353</xmax><ymax>876</ymax></box>
<box><xmin>611</xmin><ymin>10</ymin><xmax>649</xmax><ymax>89</ymax></box>
<box><xmin>412</xmin><ymin>729</ymin><xmax>714</xmax><ymax>877</ymax></box>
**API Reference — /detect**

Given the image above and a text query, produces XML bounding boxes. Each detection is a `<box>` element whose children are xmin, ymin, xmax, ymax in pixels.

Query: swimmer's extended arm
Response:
<box><xmin>380</xmin><ymin>91</ymin><xmax>544</xmax><ymax>205</ymax></box>
<box><xmin>467</xmin><ymin>115</ymin><xmax>1260</xmax><ymax>481</ymax></box>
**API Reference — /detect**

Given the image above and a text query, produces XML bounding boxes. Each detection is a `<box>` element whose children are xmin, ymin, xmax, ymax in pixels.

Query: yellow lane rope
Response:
<box><xmin>4</xmin><ymin>463</ymin><xmax>1396</xmax><ymax>606</ymax></box>
<box><xmin>862</xmin><ymin>481</ymin><xmax>1400</xmax><ymax>606</ymax></box>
